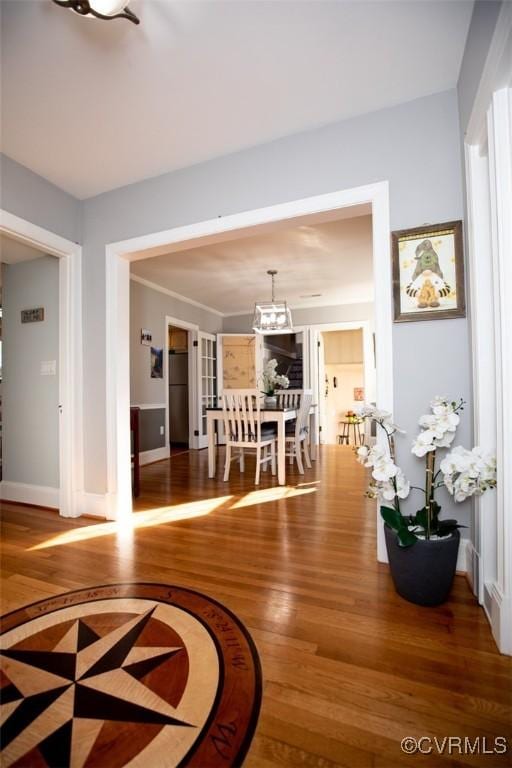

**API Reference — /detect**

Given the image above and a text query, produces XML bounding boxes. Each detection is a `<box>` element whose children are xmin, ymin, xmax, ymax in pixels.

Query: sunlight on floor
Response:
<box><xmin>29</xmin><ymin>496</ymin><xmax>234</xmax><ymax>551</ymax></box>
<box><xmin>28</xmin><ymin>483</ymin><xmax>319</xmax><ymax>552</ymax></box>
<box><xmin>231</xmin><ymin>485</ymin><xmax>317</xmax><ymax>509</ymax></box>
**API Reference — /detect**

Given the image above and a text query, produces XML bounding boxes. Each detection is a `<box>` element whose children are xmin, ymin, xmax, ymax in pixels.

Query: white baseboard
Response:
<box><xmin>79</xmin><ymin>492</ymin><xmax>113</xmax><ymax>519</ymax></box>
<box><xmin>456</xmin><ymin>537</ymin><xmax>469</xmax><ymax>574</ymax></box>
<box><xmin>0</xmin><ymin>481</ymin><xmax>60</xmax><ymax>509</ymax></box>
<box><xmin>484</xmin><ymin>582</ymin><xmax>512</xmax><ymax>655</ymax></box>
<box><xmin>464</xmin><ymin>540</ymin><xmax>479</xmax><ymax>594</ymax></box>
<box><xmin>139</xmin><ymin>446</ymin><xmax>170</xmax><ymax>466</ymax></box>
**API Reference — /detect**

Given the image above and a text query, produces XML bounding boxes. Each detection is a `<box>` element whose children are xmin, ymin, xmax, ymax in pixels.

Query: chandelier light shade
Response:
<box><xmin>253</xmin><ymin>270</ymin><xmax>293</xmax><ymax>335</ymax></box>
<box><xmin>52</xmin><ymin>0</ymin><xmax>140</xmax><ymax>24</ymax></box>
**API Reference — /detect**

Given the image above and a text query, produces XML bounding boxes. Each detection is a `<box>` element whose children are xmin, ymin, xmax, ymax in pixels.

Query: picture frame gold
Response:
<box><xmin>392</xmin><ymin>220</ymin><xmax>465</xmax><ymax>323</ymax></box>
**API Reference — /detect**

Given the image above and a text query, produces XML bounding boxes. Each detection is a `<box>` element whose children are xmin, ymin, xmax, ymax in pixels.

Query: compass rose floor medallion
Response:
<box><xmin>0</xmin><ymin>584</ymin><xmax>262</xmax><ymax>767</ymax></box>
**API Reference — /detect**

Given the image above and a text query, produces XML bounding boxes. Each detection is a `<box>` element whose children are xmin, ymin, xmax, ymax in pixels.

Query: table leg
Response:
<box><xmin>207</xmin><ymin>414</ymin><xmax>216</xmax><ymax>478</ymax></box>
<box><xmin>277</xmin><ymin>415</ymin><xmax>286</xmax><ymax>485</ymax></box>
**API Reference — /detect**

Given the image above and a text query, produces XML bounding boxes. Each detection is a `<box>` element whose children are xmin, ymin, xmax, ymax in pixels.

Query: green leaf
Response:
<box><xmin>396</xmin><ymin>527</ymin><xmax>419</xmax><ymax>548</ymax></box>
<box><xmin>414</xmin><ymin>507</ymin><xmax>429</xmax><ymax>529</ymax></box>
<box><xmin>380</xmin><ymin>506</ymin><xmax>405</xmax><ymax>532</ymax></box>
<box><xmin>437</xmin><ymin>519</ymin><xmax>465</xmax><ymax>536</ymax></box>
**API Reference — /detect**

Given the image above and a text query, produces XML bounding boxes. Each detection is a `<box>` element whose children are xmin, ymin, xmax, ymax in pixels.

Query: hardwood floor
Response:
<box><xmin>1</xmin><ymin>446</ymin><xmax>511</xmax><ymax>767</ymax></box>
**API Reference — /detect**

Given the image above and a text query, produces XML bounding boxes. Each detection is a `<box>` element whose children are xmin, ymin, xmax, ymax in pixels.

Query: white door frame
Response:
<box><xmin>105</xmin><ymin>182</ymin><xmax>393</xmax><ymax>561</ymax></box>
<box><xmin>164</xmin><ymin>315</ymin><xmax>199</xmax><ymax>452</ymax></box>
<box><xmin>308</xmin><ymin>321</ymin><xmax>373</xmax><ymax>446</ymax></box>
<box><xmin>463</xmin><ymin>1</ymin><xmax>512</xmax><ymax>654</ymax></box>
<box><xmin>0</xmin><ymin>209</ymin><xmax>83</xmax><ymax>517</ymax></box>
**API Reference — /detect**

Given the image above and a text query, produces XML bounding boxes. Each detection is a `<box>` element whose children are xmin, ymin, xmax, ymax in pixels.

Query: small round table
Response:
<box><xmin>337</xmin><ymin>418</ymin><xmax>364</xmax><ymax>446</ymax></box>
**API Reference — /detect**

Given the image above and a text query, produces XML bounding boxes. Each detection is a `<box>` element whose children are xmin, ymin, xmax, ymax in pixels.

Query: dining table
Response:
<box><xmin>206</xmin><ymin>403</ymin><xmax>318</xmax><ymax>486</ymax></box>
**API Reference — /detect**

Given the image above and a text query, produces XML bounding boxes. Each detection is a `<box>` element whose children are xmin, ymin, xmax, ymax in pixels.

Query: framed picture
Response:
<box><xmin>150</xmin><ymin>347</ymin><xmax>163</xmax><ymax>378</ymax></box>
<box><xmin>141</xmin><ymin>329</ymin><xmax>152</xmax><ymax>346</ymax></box>
<box><xmin>392</xmin><ymin>220</ymin><xmax>465</xmax><ymax>322</ymax></box>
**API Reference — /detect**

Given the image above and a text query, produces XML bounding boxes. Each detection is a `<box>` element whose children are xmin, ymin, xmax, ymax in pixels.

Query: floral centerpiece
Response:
<box><xmin>260</xmin><ymin>359</ymin><xmax>289</xmax><ymax>404</ymax></box>
<box><xmin>356</xmin><ymin>397</ymin><xmax>496</xmax><ymax>605</ymax></box>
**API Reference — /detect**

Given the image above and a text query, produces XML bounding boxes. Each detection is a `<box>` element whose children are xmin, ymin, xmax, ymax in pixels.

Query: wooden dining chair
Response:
<box><xmin>285</xmin><ymin>390</ymin><xmax>313</xmax><ymax>474</ymax></box>
<box><xmin>276</xmin><ymin>389</ymin><xmax>303</xmax><ymax>408</ymax></box>
<box><xmin>221</xmin><ymin>389</ymin><xmax>277</xmax><ymax>485</ymax></box>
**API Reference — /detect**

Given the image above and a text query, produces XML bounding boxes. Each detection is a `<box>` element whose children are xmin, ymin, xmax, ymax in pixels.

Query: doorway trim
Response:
<box><xmin>164</xmin><ymin>315</ymin><xmax>199</xmax><ymax>456</ymax></box>
<box><xmin>0</xmin><ymin>209</ymin><xmax>83</xmax><ymax>517</ymax></box>
<box><xmin>105</xmin><ymin>181</ymin><xmax>393</xmax><ymax>554</ymax></box>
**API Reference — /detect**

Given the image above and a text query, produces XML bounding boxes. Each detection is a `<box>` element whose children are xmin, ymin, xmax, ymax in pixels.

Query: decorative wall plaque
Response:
<box><xmin>21</xmin><ymin>308</ymin><xmax>44</xmax><ymax>323</ymax></box>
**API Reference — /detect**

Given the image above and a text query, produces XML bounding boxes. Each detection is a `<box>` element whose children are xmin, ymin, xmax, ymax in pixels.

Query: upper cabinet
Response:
<box><xmin>323</xmin><ymin>329</ymin><xmax>363</xmax><ymax>364</ymax></box>
<box><xmin>217</xmin><ymin>334</ymin><xmax>263</xmax><ymax>392</ymax></box>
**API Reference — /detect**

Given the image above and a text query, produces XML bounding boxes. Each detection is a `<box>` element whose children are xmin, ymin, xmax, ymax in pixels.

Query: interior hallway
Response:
<box><xmin>1</xmin><ymin>446</ymin><xmax>511</xmax><ymax>767</ymax></box>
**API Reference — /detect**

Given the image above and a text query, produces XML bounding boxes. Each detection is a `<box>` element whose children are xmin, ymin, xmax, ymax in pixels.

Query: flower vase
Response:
<box><xmin>264</xmin><ymin>395</ymin><xmax>277</xmax><ymax>407</ymax></box>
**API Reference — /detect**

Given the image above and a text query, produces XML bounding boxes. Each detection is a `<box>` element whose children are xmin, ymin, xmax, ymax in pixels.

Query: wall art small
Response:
<box><xmin>141</xmin><ymin>329</ymin><xmax>152</xmax><ymax>346</ymax></box>
<box><xmin>392</xmin><ymin>220</ymin><xmax>465</xmax><ymax>322</ymax></box>
<box><xmin>353</xmin><ymin>387</ymin><xmax>365</xmax><ymax>402</ymax></box>
<box><xmin>21</xmin><ymin>307</ymin><xmax>44</xmax><ymax>323</ymax></box>
<box><xmin>150</xmin><ymin>346</ymin><xmax>163</xmax><ymax>378</ymax></box>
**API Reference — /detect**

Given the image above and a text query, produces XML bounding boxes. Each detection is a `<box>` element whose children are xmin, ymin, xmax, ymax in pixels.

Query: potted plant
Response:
<box><xmin>357</xmin><ymin>397</ymin><xmax>496</xmax><ymax>606</ymax></box>
<box><xmin>260</xmin><ymin>359</ymin><xmax>289</xmax><ymax>406</ymax></box>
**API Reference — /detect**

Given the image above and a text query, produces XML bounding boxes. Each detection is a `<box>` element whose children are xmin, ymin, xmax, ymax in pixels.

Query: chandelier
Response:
<box><xmin>52</xmin><ymin>0</ymin><xmax>140</xmax><ymax>24</ymax></box>
<box><xmin>252</xmin><ymin>270</ymin><xmax>293</xmax><ymax>335</ymax></box>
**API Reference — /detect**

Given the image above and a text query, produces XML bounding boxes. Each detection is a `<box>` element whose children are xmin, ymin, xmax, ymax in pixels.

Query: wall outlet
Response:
<box><xmin>160</xmin><ymin>426</ymin><xmax>164</xmax><ymax>435</ymax></box>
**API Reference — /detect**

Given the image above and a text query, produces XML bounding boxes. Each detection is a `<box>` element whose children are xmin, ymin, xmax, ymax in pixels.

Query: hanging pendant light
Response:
<box><xmin>253</xmin><ymin>270</ymin><xmax>293</xmax><ymax>335</ymax></box>
<box><xmin>52</xmin><ymin>0</ymin><xmax>140</xmax><ymax>24</ymax></box>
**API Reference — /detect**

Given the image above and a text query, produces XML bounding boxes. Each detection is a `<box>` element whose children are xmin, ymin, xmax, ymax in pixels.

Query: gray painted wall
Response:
<box><xmin>457</xmin><ymin>1</ymin><xmax>503</xmax><ymax>135</ymax></box>
<box><xmin>130</xmin><ymin>278</ymin><xmax>223</xmax><ymax>407</ymax></box>
<box><xmin>138</xmin><ymin>409</ymin><xmax>166</xmax><ymax>453</ymax></box>
<box><xmin>0</xmin><ymin>154</ymin><xmax>82</xmax><ymax>244</ymax></box>
<box><xmin>2</xmin><ymin>256</ymin><xmax>60</xmax><ymax>488</ymax></box>
<box><xmin>82</xmin><ymin>88</ymin><xmax>471</xmax><ymax>536</ymax></box>
<box><xmin>222</xmin><ymin>302</ymin><xmax>375</xmax><ymax>333</ymax></box>
<box><xmin>2</xmin><ymin>87</ymin><xmax>474</xmax><ymax>534</ymax></box>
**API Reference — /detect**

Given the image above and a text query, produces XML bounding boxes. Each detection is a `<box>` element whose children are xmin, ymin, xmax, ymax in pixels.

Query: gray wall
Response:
<box><xmin>2</xmin><ymin>256</ymin><xmax>60</xmax><ymax>488</ymax></box>
<box><xmin>130</xmin><ymin>278</ymin><xmax>223</xmax><ymax>406</ymax></box>
<box><xmin>2</xmin><ymin>88</ymin><xmax>474</xmax><ymax>533</ymax></box>
<box><xmin>222</xmin><ymin>301</ymin><xmax>375</xmax><ymax>333</ymax></box>
<box><xmin>0</xmin><ymin>154</ymin><xmax>82</xmax><ymax>244</ymax></box>
<box><xmin>82</xmin><ymin>88</ymin><xmax>471</xmax><ymax>534</ymax></box>
<box><xmin>457</xmin><ymin>1</ymin><xmax>503</xmax><ymax>135</ymax></box>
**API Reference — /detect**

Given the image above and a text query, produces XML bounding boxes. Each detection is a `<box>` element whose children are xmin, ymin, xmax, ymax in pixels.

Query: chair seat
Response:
<box><xmin>285</xmin><ymin>423</ymin><xmax>308</xmax><ymax>437</ymax></box>
<box><xmin>228</xmin><ymin>425</ymin><xmax>277</xmax><ymax>442</ymax></box>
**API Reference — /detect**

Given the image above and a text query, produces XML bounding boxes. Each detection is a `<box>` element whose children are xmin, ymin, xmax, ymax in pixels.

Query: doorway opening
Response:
<box><xmin>167</xmin><ymin>323</ymin><xmax>190</xmax><ymax>451</ymax></box>
<box><xmin>318</xmin><ymin>329</ymin><xmax>365</xmax><ymax>445</ymax></box>
<box><xmin>0</xmin><ymin>210</ymin><xmax>82</xmax><ymax>517</ymax></box>
<box><xmin>106</xmin><ymin>182</ymin><xmax>393</xmax><ymax>565</ymax></box>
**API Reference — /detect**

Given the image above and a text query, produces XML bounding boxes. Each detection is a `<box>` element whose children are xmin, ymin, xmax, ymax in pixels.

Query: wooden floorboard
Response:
<box><xmin>1</xmin><ymin>446</ymin><xmax>511</xmax><ymax>767</ymax></box>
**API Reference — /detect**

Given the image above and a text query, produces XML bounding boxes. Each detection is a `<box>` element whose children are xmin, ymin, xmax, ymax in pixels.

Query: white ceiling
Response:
<box><xmin>130</xmin><ymin>211</ymin><xmax>373</xmax><ymax>315</ymax></box>
<box><xmin>0</xmin><ymin>234</ymin><xmax>48</xmax><ymax>264</ymax></box>
<box><xmin>0</xmin><ymin>0</ymin><xmax>473</xmax><ymax>199</ymax></box>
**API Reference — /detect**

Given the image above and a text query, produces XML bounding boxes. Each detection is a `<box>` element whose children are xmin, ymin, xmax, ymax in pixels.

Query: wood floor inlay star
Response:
<box><xmin>0</xmin><ymin>584</ymin><xmax>262</xmax><ymax>768</ymax></box>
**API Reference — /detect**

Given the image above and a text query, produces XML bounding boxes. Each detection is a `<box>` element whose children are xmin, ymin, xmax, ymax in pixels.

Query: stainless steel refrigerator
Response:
<box><xmin>169</xmin><ymin>351</ymin><xmax>189</xmax><ymax>445</ymax></box>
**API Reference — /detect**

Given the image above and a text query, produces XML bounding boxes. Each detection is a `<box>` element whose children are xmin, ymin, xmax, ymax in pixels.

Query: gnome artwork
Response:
<box><xmin>405</xmin><ymin>239</ymin><xmax>452</xmax><ymax>310</ymax></box>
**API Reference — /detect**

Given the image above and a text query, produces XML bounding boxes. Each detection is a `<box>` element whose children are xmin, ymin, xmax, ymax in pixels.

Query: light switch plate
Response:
<box><xmin>41</xmin><ymin>360</ymin><xmax>57</xmax><ymax>376</ymax></box>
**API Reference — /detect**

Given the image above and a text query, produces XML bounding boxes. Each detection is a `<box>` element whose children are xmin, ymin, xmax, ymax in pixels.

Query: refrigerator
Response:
<box><xmin>169</xmin><ymin>351</ymin><xmax>189</xmax><ymax>445</ymax></box>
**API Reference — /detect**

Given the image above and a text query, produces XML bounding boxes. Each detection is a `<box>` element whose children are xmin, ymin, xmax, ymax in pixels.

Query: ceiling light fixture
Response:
<box><xmin>253</xmin><ymin>270</ymin><xmax>293</xmax><ymax>335</ymax></box>
<box><xmin>52</xmin><ymin>0</ymin><xmax>140</xmax><ymax>24</ymax></box>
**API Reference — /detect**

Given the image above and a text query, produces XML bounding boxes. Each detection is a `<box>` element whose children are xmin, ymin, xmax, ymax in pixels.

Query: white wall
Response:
<box><xmin>2</xmin><ymin>256</ymin><xmax>60</xmax><ymax>488</ymax></box>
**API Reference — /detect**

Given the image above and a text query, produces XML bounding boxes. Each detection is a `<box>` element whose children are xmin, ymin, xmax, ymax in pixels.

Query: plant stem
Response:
<box><xmin>425</xmin><ymin>450</ymin><xmax>436</xmax><ymax>540</ymax></box>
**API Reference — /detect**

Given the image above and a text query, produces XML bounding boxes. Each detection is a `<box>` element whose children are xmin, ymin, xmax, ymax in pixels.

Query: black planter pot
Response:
<box><xmin>384</xmin><ymin>524</ymin><xmax>460</xmax><ymax>607</ymax></box>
